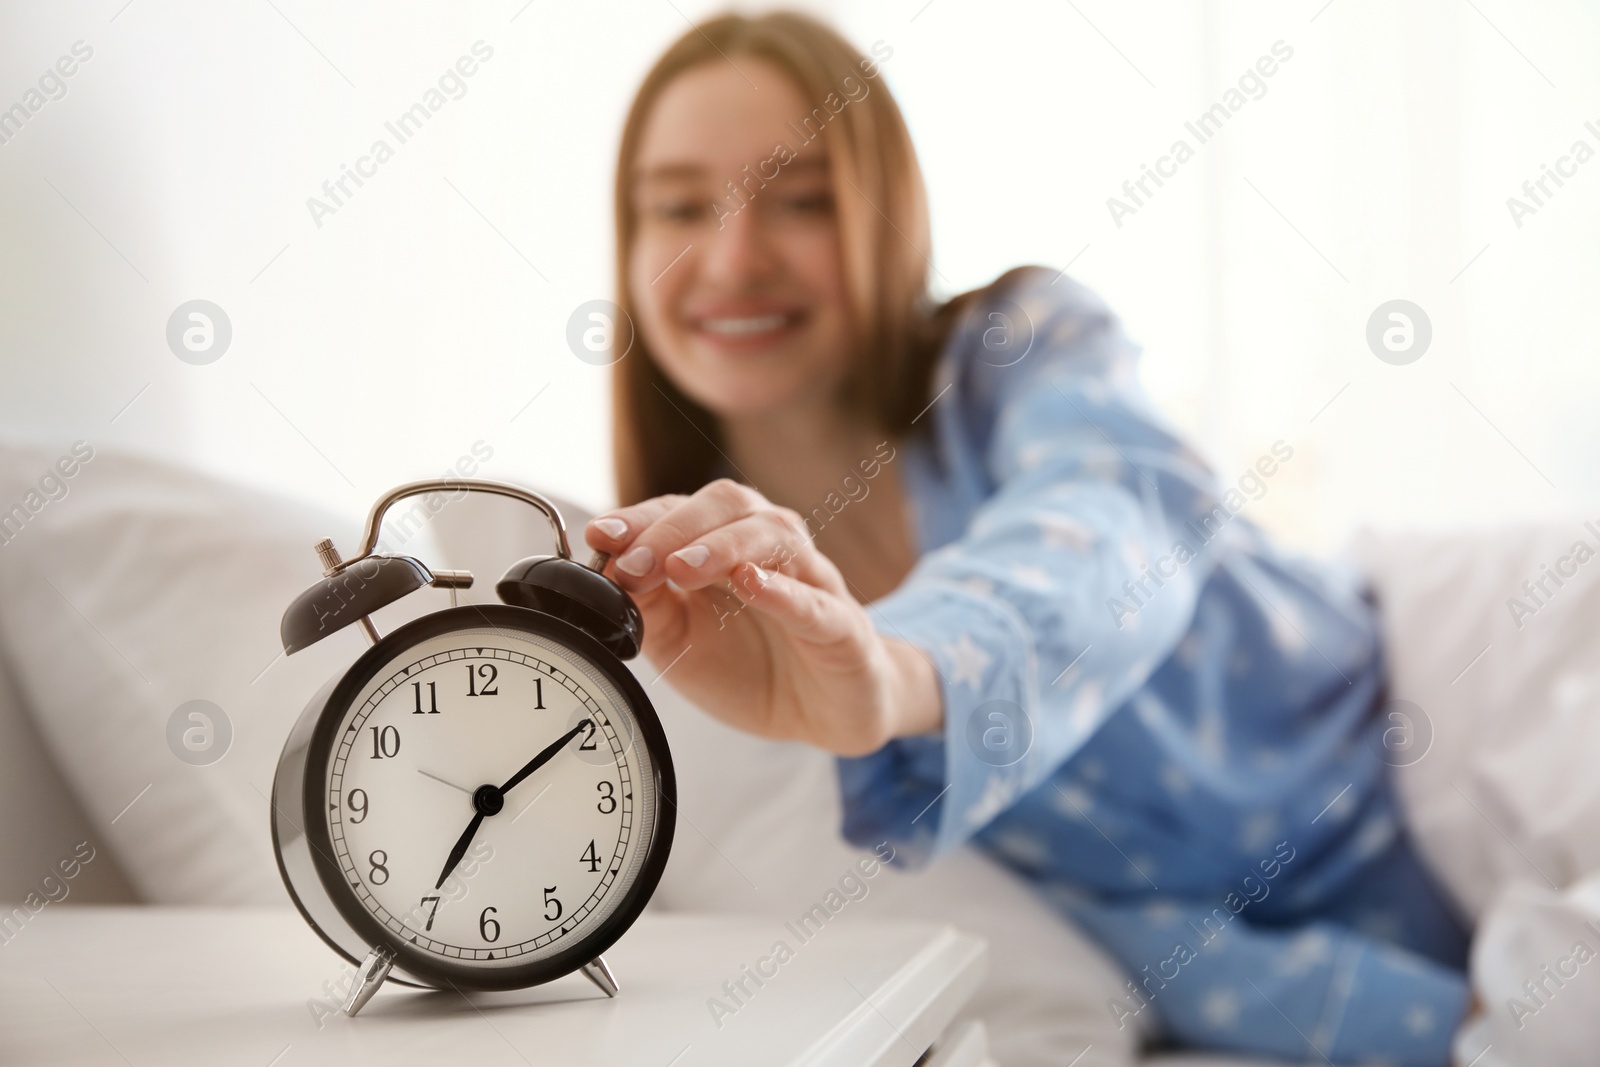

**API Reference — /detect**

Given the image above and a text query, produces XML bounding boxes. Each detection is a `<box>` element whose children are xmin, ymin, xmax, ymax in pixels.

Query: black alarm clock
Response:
<box><xmin>269</xmin><ymin>478</ymin><xmax>676</xmax><ymax>1016</ymax></box>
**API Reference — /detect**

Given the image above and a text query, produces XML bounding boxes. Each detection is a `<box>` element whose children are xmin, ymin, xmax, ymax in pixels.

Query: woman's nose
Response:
<box><xmin>699</xmin><ymin>202</ymin><xmax>778</xmax><ymax>284</ymax></box>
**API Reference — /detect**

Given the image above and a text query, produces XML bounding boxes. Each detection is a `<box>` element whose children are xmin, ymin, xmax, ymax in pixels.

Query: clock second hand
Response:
<box><xmin>417</xmin><ymin>768</ymin><xmax>473</xmax><ymax>795</ymax></box>
<box><xmin>432</xmin><ymin>720</ymin><xmax>591</xmax><ymax>890</ymax></box>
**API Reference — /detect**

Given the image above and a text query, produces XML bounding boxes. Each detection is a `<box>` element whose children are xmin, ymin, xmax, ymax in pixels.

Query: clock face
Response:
<box><xmin>315</xmin><ymin>617</ymin><xmax>665</xmax><ymax>974</ymax></box>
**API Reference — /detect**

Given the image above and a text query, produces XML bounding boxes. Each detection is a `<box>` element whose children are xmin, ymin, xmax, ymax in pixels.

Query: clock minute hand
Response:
<box><xmin>499</xmin><ymin>720</ymin><xmax>590</xmax><ymax>796</ymax></box>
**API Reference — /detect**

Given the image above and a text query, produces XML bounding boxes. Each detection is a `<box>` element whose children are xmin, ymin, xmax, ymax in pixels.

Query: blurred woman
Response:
<box><xmin>584</xmin><ymin>11</ymin><xmax>1469</xmax><ymax>1063</ymax></box>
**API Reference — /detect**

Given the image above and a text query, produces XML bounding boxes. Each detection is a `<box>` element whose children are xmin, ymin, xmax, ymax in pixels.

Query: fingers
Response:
<box><xmin>726</xmin><ymin>562</ymin><xmax>860</xmax><ymax>647</ymax></box>
<box><xmin>583</xmin><ymin>494</ymin><xmax>688</xmax><ymax>554</ymax></box>
<box><xmin>658</xmin><ymin>513</ymin><xmax>810</xmax><ymax>592</ymax></box>
<box><xmin>587</xmin><ymin>480</ymin><xmax>815</xmax><ymax>595</ymax></box>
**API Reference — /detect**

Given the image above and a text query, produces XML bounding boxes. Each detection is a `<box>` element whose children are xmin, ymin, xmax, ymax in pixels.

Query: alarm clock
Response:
<box><xmin>270</xmin><ymin>478</ymin><xmax>676</xmax><ymax>1016</ymax></box>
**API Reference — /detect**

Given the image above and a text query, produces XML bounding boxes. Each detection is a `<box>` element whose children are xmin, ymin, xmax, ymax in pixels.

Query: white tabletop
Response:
<box><xmin>0</xmin><ymin>906</ymin><xmax>987</xmax><ymax>1066</ymax></box>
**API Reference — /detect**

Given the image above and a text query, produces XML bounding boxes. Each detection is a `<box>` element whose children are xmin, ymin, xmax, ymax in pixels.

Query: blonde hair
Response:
<box><xmin>611</xmin><ymin>10</ymin><xmax>971</xmax><ymax>505</ymax></box>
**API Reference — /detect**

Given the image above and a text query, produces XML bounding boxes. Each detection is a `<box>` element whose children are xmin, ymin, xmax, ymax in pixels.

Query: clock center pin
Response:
<box><xmin>473</xmin><ymin>784</ymin><xmax>505</xmax><ymax>817</ymax></box>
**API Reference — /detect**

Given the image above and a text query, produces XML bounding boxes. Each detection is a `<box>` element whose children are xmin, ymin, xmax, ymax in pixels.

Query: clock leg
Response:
<box><xmin>579</xmin><ymin>955</ymin><xmax>619</xmax><ymax>998</ymax></box>
<box><xmin>343</xmin><ymin>944</ymin><xmax>397</xmax><ymax>1016</ymax></box>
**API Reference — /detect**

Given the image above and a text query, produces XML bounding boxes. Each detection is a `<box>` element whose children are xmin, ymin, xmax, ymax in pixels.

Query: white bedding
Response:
<box><xmin>1350</xmin><ymin>524</ymin><xmax>1600</xmax><ymax>1065</ymax></box>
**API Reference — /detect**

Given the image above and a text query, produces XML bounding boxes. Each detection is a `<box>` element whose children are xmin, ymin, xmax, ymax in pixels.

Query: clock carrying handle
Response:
<box><xmin>280</xmin><ymin>477</ymin><xmax>643</xmax><ymax>661</ymax></box>
<box><xmin>337</xmin><ymin>478</ymin><xmax>581</xmax><ymax>572</ymax></box>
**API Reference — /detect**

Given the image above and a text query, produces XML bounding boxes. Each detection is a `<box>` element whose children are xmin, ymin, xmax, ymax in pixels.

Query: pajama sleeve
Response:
<box><xmin>837</xmin><ymin>269</ymin><xmax>1242</xmax><ymax>867</ymax></box>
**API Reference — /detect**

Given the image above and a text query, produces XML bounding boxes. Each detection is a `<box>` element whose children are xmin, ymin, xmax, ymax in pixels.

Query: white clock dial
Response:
<box><xmin>324</xmin><ymin>625</ymin><xmax>658</xmax><ymax>967</ymax></box>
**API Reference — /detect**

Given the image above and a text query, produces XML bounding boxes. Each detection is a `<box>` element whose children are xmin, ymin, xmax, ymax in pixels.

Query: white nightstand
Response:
<box><xmin>0</xmin><ymin>906</ymin><xmax>991</xmax><ymax>1066</ymax></box>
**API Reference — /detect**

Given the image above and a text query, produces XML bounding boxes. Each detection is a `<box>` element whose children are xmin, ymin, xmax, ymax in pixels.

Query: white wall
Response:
<box><xmin>1</xmin><ymin>0</ymin><xmax>1596</xmax><ymax>551</ymax></box>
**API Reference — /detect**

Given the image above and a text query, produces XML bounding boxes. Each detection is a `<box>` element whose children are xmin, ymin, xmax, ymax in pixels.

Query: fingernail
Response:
<box><xmin>591</xmin><ymin>517</ymin><xmax>627</xmax><ymax>539</ymax></box>
<box><xmin>672</xmin><ymin>544</ymin><xmax>710</xmax><ymax>568</ymax></box>
<box><xmin>617</xmin><ymin>545</ymin><xmax>654</xmax><ymax>576</ymax></box>
<box><xmin>752</xmin><ymin>564</ymin><xmax>771</xmax><ymax>582</ymax></box>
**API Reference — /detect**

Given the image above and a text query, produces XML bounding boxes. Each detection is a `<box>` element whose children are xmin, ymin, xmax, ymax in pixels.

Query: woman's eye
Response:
<box><xmin>783</xmin><ymin>192</ymin><xmax>834</xmax><ymax>215</ymax></box>
<box><xmin>651</xmin><ymin>199</ymin><xmax>711</xmax><ymax>224</ymax></box>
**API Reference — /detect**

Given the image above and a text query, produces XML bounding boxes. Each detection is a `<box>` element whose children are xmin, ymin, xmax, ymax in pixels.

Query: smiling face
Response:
<box><xmin>626</xmin><ymin>59</ymin><xmax>854</xmax><ymax>420</ymax></box>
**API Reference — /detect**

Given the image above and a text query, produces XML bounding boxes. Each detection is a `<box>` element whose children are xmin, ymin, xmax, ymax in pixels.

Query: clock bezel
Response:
<box><xmin>298</xmin><ymin>603</ymin><xmax>676</xmax><ymax>991</ymax></box>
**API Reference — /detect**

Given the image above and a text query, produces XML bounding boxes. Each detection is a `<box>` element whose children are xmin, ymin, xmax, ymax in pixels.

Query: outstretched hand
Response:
<box><xmin>584</xmin><ymin>478</ymin><xmax>940</xmax><ymax>757</ymax></box>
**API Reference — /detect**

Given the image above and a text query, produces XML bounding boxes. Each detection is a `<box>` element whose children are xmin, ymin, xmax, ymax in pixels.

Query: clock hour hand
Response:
<box><xmin>497</xmin><ymin>719</ymin><xmax>590</xmax><ymax>796</ymax></box>
<box><xmin>434</xmin><ymin>810</ymin><xmax>484</xmax><ymax>890</ymax></box>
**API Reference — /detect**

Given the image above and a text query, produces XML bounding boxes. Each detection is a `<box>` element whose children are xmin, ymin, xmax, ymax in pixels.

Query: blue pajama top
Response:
<box><xmin>836</xmin><ymin>267</ymin><xmax>1471</xmax><ymax>1065</ymax></box>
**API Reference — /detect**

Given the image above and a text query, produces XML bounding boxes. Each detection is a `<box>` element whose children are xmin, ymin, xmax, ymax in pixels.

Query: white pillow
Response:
<box><xmin>0</xmin><ymin>632</ymin><xmax>137</xmax><ymax>905</ymax></box>
<box><xmin>0</xmin><ymin>442</ymin><xmax>418</xmax><ymax>904</ymax></box>
<box><xmin>1451</xmin><ymin>873</ymin><xmax>1600</xmax><ymax>1066</ymax></box>
<box><xmin>1347</xmin><ymin>520</ymin><xmax>1600</xmax><ymax>919</ymax></box>
<box><xmin>0</xmin><ymin>442</ymin><xmax>628</xmax><ymax>907</ymax></box>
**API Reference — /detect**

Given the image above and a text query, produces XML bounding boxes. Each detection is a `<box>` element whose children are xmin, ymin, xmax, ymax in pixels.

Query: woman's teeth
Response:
<box><xmin>701</xmin><ymin>315</ymin><xmax>789</xmax><ymax>335</ymax></box>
